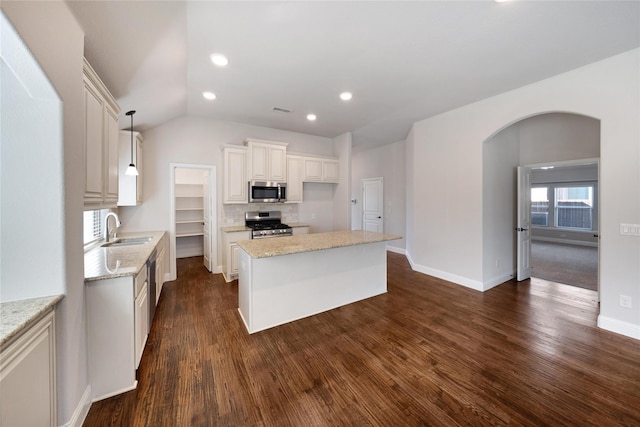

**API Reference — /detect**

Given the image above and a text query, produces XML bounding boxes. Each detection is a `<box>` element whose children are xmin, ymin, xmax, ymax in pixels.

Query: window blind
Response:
<box><xmin>83</xmin><ymin>209</ymin><xmax>104</xmax><ymax>245</ymax></box>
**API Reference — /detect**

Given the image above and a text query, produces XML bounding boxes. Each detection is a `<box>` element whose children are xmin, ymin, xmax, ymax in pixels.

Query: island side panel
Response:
<box><xmin>237</xmin><ymin>248</ymin><xmax>253</xmax><ymax>332</ymax></box>
<box><xmin>240</xmin><ymin>241</ymin><xmax>387</xmax><ymax>334</ymax></box>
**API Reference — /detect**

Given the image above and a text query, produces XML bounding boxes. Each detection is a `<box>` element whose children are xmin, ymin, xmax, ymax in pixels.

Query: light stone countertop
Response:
<box><xmin>221</xmin><ymin>223</ymin><xmax>310</xmax><ymax>233</ymax></box>
<box><xmin>237</xmin><ymin>230</ymin><xmax>401</xmax><ymax>259</ymax></box>
<box><xmin>84</xmin><ymin>231</ymin><xmax>167</xmax><ymax>282</ymax></box>
<box><xmin>1</xmin><ymin>295</ymin><xmax>63</xmax><ymax>347</ymax></box>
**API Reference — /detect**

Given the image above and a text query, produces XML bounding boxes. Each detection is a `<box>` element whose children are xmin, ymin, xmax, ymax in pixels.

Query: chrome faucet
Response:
<box><xmin>104</xmin><ymin>212</ymin><xmax>121</xmax><ymax>243</ymax></box>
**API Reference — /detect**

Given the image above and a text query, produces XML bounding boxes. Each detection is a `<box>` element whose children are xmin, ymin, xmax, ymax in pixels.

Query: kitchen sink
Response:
<box><xmin>101</xmin><ymin>237</ymin><xmax>152</xmax><ymax>247</ymax></box>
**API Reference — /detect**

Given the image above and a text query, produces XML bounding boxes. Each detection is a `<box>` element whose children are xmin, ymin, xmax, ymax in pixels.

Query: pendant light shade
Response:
<box><xmin>125</xmin><ymin>110</ymin><xmax>139</xmax><ymax>176</ymax></box>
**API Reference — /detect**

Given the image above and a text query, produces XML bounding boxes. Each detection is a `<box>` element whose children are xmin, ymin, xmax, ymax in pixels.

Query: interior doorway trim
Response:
<box><xmin>522</xmin><ymin>157</ymin><xmax>600</xmax><ymax>169</ymax></box>
<box><xmin>519</xmin><ymin>157</ymin><xmax>600</xmax><ymax>299</ymax></box>
<box><xmin>169</xmin><ymin>163</ymin><xmax>218</xmax><ymax>281</ymax></box>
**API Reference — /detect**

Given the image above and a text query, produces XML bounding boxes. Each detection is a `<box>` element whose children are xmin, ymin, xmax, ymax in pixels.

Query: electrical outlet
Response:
<box><xmin>620</xmin><ymin>295</ymin><xmax>633</xmax><ymax>308</ymax></box>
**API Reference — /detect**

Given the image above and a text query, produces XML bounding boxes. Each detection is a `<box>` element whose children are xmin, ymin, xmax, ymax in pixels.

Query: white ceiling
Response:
<box><xmin>66</xmin><ymin>1</ymin><xmax>640</xmax><ymax>148</ymax></box>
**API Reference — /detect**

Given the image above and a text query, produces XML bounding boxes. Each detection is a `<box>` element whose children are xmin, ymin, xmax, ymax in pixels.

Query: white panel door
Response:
<box><xmin>362</xmin><ymin>178</ymin><xmax>384</xmax><ymax>232</ymax></box>
<box><xmin>516</xmin><ymin>166</ymin><xmax>532</xmax><ymax>281</ymax></box>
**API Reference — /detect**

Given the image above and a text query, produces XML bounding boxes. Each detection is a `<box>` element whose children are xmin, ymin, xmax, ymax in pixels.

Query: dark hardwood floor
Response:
<box><xmin>84</xmin><ymin>253</ymin><xmax>640</xmax><ymax>426</ymax></box>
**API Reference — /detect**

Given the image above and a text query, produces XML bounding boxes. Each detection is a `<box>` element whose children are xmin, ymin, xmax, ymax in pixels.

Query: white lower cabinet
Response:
<box><xmin>156</xmin><ymin>246</ymin><xmax>166</xmax><ymax>303</ymax></box>
<box><xmin>134</xmin><ymin>271</ymin><xmax>149</xmax><ymax>368</ymax></box>
<box><xmin>86</xmin><ymin>266</ymin><xmax>148</xmax><ymax>401</ymax></box>
<box><xmin>0</xmin><ymin>310</ymin><xmax>56</xmax><ymax>427</ymax></box>
<box><xmin>231</xmin><ymin>243</ymin><xmax>242</xmax><ymax>274</ymax></box>
<box><xmin>222</xmin><ymin>230</ymin><xmax>251</xmax><ymax>282</ymax></box>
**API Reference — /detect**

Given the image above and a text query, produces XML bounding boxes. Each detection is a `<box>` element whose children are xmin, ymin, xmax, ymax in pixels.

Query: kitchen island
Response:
<box><xmin>237</xmin><ymin>230</ymin><xmax>401</xmax><ymax>334</ymax></box>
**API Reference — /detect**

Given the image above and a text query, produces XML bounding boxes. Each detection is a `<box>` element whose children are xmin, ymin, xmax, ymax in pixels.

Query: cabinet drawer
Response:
<box><xmin>134</xmin><ymin>267</ymin><xmax>147</xmax><ymax>296</ymax></box>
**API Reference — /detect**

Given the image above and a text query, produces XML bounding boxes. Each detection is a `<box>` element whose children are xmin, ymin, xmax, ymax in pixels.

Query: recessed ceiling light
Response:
<box><xmin>307</xmin><ymin>114</ymin><xmax>317</xmax><ymax>121</ymax></box>
<box><xmin>339</xmin><ymin>92</ymin><xmax>353</xmax><ymax>101</ymax></box>
<box><xmin>210</xmin><ymin>53</ymin><xmax>229</xmax><ymax>67</ymax></box>
<box><xmin>202</xmin><ymin>91</ymin><xmax>216</xmax><ymax>100</ymax></box>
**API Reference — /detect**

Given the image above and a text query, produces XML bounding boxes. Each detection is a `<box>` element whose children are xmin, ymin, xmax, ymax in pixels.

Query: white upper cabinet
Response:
<box><xmin>105</xmin><ymin>108</ymin><xmax>120</xmax><ymax>204</ymax></box>
<box><xmin>322</xmin><ymin>158</ymin><xmax>340</xmax><ymax>183</ymax></box>
<box><xmin>83</xmin><ymin>77</ymin><xmax>104</xmax><ymax>204</ymax></box>
<box><xmin>223</xmin><ymin>145</ymin><xmax>248</xmax><ymax>204</ymax></box>
<box><xmin>244</xmin><ymin>139</ymin><xmax>288</xmax><ymax>182</ymax></box>
<box><xmin>303</xmin><ymin>155</ymin><xmax>339</xmax><ymax>183</ymax></box>
<box><xmin>286</xmin><ymin>155</ymin><xmax>304</xmax><ymax>203</ymax></box>
<box><xmin>83</xmin><ymin>58</ymin><xmax>120</xmax><ymax>209</ymax></box>
<box><xmin>118</xmin><ymin>131</ymin><xmax>143</xmax><ymax>206</ymax></box>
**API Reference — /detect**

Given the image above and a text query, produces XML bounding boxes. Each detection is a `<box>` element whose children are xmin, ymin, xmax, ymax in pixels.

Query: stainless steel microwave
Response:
<box><xmin>249</xmin><ymin>181</ymin><xmax>286</xmax><ymax>203</ymax></box>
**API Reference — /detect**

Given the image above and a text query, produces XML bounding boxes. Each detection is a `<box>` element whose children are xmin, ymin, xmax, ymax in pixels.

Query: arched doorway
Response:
<box><xmin>482</xmin><ymin>112</ymin><xmax>600</xmax><ymax>294</ymax></box>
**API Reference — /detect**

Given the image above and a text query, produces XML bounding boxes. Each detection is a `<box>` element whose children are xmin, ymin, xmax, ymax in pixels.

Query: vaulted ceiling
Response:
<box><xmin>67</xmin><ymin>1</ymin><xmax>640</xmax><ymax>148</ymax></box>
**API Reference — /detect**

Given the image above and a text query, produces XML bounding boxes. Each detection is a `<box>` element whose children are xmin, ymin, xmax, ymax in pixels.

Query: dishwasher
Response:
<box><xmin>147</xmin><ymin>249</ymin><xmax>157</xmax><ymax>333</ymax></box>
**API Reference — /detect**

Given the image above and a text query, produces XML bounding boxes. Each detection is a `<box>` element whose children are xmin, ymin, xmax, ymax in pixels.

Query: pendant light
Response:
<box><xmin>125</xmin><ymin>110</ymin><xmax>139</xmax><ymax>176</ymax></box>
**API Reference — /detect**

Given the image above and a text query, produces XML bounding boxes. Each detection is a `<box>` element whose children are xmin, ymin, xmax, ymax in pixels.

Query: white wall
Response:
<box><xmin>351</xmin><ymin>139</ymin><xmax>406</xmax><ymax>252</ymax></box>
<box><xmin>519</xmin><ymin>113</ymin><xmax>600</xmax><ymax>165</ymax></box>
<box><xmin>407</xmin><ymin>48</ymin><xmax>640</xmax><ymax>339</ymax></box>
<box><xmin>332</xmin><ymin>132</ymin><xmax>352</xmax><ymax>231</ymax></box>
<box><xmin>1</xmin><ymin>13</ymin><xmax>63</xmax><ymax>301</ymax></box>
<box><xmin>482</xmin><ymin>125</ymin><xmax>519</xmax><ymax>287</ymax></box>
<box><xmin>1</xmin><ymin>1</ymin><xmax>90</xmax><ymax>425</ymax></box>
<box><xmin>118</xmin><ymin>115</ymin><xmax>339</xmax><ymax>277</ymax></box>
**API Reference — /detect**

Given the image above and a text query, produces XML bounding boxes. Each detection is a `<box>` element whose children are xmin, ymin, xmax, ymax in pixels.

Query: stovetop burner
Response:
<box><xmin>245</xmin><ymin>211</ymin><xmax>293</xmax><ymax>239</ymax></box>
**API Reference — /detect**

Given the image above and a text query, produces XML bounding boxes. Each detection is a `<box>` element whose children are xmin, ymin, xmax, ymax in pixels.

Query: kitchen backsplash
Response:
<box><xmin>222</xmin><ymin>204</ymin><xmax>299</xmax><ymax>226</ymax></box>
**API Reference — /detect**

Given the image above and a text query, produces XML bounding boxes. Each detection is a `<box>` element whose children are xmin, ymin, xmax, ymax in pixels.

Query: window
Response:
<box><xmin>530</xmin><ymin>183</ymin><xmax>597</xmax><ymax>231</ymax></box>
<box><xmin>555</xmin><ymin>186</ymin><xmax>593</xmax><ymax>230</ymax></box>
<box><xmin>83</xmin><ymin>209</ymin><xmax>105</xmax><ymax>246</ymax></box>
<box><xmin>531</xmin><ymin>187</ymin><xmax>549</xmax><ymax>226</ymax></box>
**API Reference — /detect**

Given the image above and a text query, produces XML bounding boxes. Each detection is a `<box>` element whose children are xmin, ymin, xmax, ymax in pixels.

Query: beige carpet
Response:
<box><xmin>531</xmin><ymin>241</ymin><xmax>598</xmax><ymax>291</ymax></box>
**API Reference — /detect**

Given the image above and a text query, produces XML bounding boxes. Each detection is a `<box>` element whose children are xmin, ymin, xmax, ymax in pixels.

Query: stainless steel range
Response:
<box><xmin>245</xmin><ymin>211</ymin><xmax>293</xmax><ymax>239</ymax></box>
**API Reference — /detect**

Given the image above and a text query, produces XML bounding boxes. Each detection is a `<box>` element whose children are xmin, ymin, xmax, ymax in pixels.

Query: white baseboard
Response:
<box><xmin>404</xmin><ymin>251</ymin><xmax>512</xmax><ymax>292</ymax></box>
<box><xmin>597</xmin><ymin>315</ymin><xmax>640</xmax><ymax>340</ymax></box>
<box><xmin>61</xmin><ymin>385</ymin><xmax>92</xmax><ymax>427</ymax></box>
<box><xmin>533</xmin><ymin>236</ymin><xmax>598</xmax><ymax>248</ymax></box>
<box><xmin>406</xmin><ymin>252</ymin><xmax>484</xmax><ymax>291</ymax></box>
<box><xmin>482</xmin><ymin>272</ymin><xmax>515</xmax><ymax>291</ymax></box>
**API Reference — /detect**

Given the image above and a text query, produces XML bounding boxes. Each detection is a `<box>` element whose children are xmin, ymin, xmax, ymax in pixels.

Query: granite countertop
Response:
<box><xmin>1</xmin><ymin>295</ymin><xmax>63</xmax><ymax>347</ymax></box>
<box><xmin>84</xmin><ymin>231</ymin><xmax>167</xmax><ymax>282</ymax></box>
<box><xmin>221</xmin><ymin>223</ymin><xmax>310</xmax><ymax>233</ymax></box>
<box><xmin>237</xmin><ymin>230</ymin><xmax>401</xmax><ymax>259</ymax></box>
